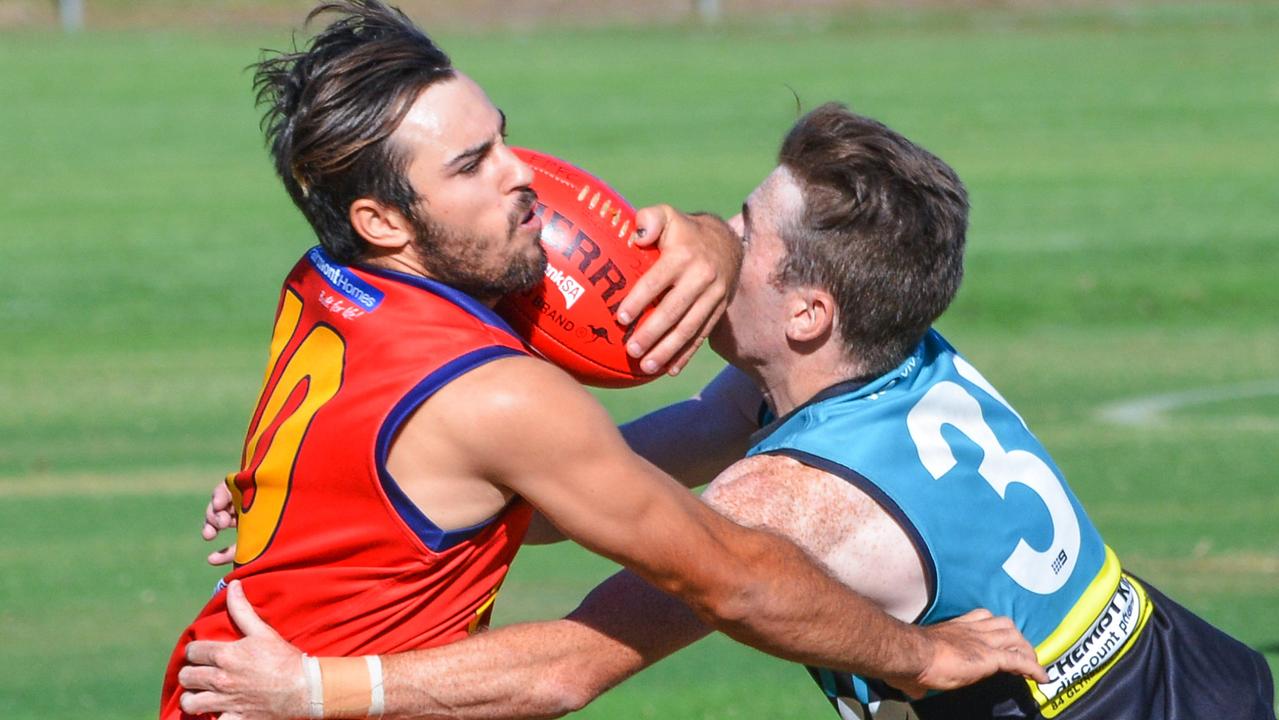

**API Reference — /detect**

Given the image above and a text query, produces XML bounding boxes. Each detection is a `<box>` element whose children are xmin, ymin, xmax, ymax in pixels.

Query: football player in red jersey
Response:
<box><xmin>163</xmin><ymin>2</ymin><xmax>1045</xmax><ymax>718</ymax></box>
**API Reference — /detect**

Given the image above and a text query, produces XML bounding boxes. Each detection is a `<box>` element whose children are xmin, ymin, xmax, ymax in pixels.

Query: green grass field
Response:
<box><xmin>2</xmin><ymin>3</ymin><xmax>1277</xmax><ymax>717</ymax></box>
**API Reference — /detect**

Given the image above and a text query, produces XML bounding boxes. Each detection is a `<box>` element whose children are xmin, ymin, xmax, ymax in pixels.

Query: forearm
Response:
<box><xmin>529</xmin><ymin>466</ymin><xmax>930</xmax><ymax>683</ymax></box>
<box><xmin>620</xmin><ymin>401</ymin><xmax>736</xmax><ymax>486</ymax></box>
<box><xmin>620</xmin><ymin>366</ymin><xmax>760</xmax><ymax>487</ymax></box>
<box><xmin>380</xmin><ymin>572</ymin><xmax>709</xmax><ymax>720</ymax></box>
<box><xmin>701</xmin><ymin>522</ymin><xmax>930</xmax><ymax>681</ymax></box>
<box><xmin>379</xmin><ymin>621</ymin><xmax>614</xmax><ymax>720</ymax></box>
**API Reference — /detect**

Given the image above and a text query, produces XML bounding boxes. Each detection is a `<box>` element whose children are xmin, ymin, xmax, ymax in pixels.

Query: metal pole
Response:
<box><xmin>60</xmin><ymin>0</ymin><xmax>85</xmax><ymax>32</ymax></box>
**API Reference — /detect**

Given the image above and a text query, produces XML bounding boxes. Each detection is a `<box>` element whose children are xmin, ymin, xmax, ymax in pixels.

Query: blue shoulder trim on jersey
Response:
<box><xmin>763</xmin><ymin>448</ymin><xmax>938</xmax><ymax>624</ymax></box>
<box><xmin>356</xmin><ymin>262</ymin><xmax>523</xmax><ymax>341</ymax></box>
<box><xmin>375</xmin><ymin>345</ymin><xmax>525</xmax><ymax>553</ymax></box>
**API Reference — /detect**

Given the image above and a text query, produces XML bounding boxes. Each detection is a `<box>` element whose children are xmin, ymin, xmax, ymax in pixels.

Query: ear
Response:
<box><xmin>349</xmin><ymin>198</ymin><xmax>414</xmax><ymax>251</ymax></box>
<box><xmin>784</xmin><ymin>287</ymin><xmax>836</xmax><ymax>344</ymax></box>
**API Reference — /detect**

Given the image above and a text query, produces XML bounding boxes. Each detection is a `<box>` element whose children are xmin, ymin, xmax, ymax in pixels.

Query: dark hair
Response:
<box><xmin>253</xmin><ymin>0</ymin><xmax>454</xmax><ymax>263</ymax></box>
<box><xmin>777</xmin><ymin>102</ymin><xmax>968</xmax><ymax>375</ymax></box>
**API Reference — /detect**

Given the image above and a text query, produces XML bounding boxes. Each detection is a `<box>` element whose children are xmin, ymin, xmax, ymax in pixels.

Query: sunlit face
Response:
<box><xmin>709</xmin><ymin>166</ymin><xmax>805</xmax><ymax>367</ymax></box>
<box><xmin>393</xmin><ymin>73</ymin><xmax>545</xmax><ymax>299</ymax></box>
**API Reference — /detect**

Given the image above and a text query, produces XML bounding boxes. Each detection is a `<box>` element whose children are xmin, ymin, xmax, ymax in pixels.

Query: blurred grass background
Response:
<box><xmin>1</xmin><ymin>1</ymin><xmax>1277</xmax><ymax>717</ymax></box>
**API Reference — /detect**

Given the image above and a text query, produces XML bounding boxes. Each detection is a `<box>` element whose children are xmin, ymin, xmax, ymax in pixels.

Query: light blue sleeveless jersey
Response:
<box><xmin>749</xmin><ymin>329</ymin><xmax>1108</xmax><ymax>713</ymax></box>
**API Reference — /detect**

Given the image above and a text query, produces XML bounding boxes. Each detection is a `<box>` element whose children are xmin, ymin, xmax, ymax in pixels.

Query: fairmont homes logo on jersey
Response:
<box><xmin>307</xmin><ymin>247</ymin><xmax>384</xmax><ymax>311</ymax></box>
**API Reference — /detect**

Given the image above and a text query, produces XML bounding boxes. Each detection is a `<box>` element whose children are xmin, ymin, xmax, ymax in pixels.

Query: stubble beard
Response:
<box><xmin>408</xmin><ymin>190</ymin><xmax>546</xmax><ymax>301</ymax></box>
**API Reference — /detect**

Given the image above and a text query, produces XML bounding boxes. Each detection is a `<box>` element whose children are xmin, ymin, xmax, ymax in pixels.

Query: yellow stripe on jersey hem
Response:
<box><xmin>1033</xmin><ymin>546</ymin><xmax>1123</xmax><ymax>666</ymax></box>
<box><xmin>1026</xmin><ymin>548</ymin><xmax>1155</xmax><ymax>717</ymax></box>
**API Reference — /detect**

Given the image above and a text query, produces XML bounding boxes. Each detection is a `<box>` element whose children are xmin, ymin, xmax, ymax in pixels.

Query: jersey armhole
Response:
<box><xmin>374</xmin><ymin>345</ymin><xmax>526</xmax><ymax>553</ymax></box>
<box><xmin>763</xmin><ymin>447</ymin><xmax>939</xmax><ymax>624</ymax></box>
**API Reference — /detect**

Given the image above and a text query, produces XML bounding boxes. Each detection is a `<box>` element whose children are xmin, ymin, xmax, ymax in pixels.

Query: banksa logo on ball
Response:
<box><xmin>498</xmin><ymin>148</ymin><xmax>660</xmax><ymax>388</ymax></box>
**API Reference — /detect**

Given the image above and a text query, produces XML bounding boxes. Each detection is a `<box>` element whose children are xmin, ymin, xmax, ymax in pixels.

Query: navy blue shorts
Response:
<box><xmin>908</xmin><ymin>577</ymin><xmax>1275</xmax><ymax>720</ymax></box>
<box><xmin>815</xmin><ymin>576</ymin><xmax>1274</xmax><ymax>720</ymax></box>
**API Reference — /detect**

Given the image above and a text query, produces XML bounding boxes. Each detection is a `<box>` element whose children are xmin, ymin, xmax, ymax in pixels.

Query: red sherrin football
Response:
<box><xmin>497</xmin><ymin>148</ymin><xmax>660</xmax><ymax>388</ymax></box>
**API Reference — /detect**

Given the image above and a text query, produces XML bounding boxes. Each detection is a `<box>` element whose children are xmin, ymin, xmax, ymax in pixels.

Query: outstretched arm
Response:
<box><xmin>181</xmin><ymin>414</ymin><xmax>1046</xmax><ymax>719</ymax></box>
<box><xmin>437</xmin><ymin>358</ymin><xmax>930</xmax><ymax>674</ymax></box>
<box><xmin>377</xmin><ymin>571</ymin><xmax>710</xmax><ymax>719</ymax></box>
<box><xmin>181</xmin><ymin>564</ymin><xmax>1036</xmax><ymax>719</ymax></box>
<box><xmin>180</xmin><ymin>571</ymin><xmax>708</xmax><ymax>719</ymax></box>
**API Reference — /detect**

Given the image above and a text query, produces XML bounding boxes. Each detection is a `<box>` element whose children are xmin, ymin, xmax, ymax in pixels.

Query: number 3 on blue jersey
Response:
<box><xmin>905</xmin><ymin>359</ymin><xmax>1080</xmax><ymax>595</ymax></box>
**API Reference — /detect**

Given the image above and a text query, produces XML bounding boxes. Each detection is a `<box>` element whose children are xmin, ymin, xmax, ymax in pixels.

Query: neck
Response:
<box><xmin>362</xmin><ymin>249</ymin><xmax>429</xmax><ymax>279</ymax></box>
<box><xmin>360</xmin><ymin>250</ymin><xmax>502</xmax><ymax>309</ymax></box>
<box><xmin>745</xmin><ymin>348</ymin><xmax>867</xmax><ymax>418</ymax></box>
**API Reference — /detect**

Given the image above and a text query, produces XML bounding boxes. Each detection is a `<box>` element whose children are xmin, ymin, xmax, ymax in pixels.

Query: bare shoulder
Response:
<box><xmin>426</xmin><ymin>355</ymin><xmax>614</xmax><ymax>437</ymax></box>
<box><xmin>704</xmin><ymin>453</ymin><xmax>930</xmax><ymax>620</ymax></box>
<box><xmin>420</xmin><ymin>354</ymin><xmax>630</xmax><ymax>472</ymax></box>
<box><xmin>702</xmin><ymin>454</ymin><xmax>878</xmax><ymax>559</ymax></box>
<box><xmin>432</xmin><ymin>354</ymin><xmax>589</xmax><ymax>417</ymax></box>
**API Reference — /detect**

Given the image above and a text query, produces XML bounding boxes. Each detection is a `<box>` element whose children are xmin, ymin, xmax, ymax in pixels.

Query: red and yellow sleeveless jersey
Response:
<box><xmin>160</xmin><ymin>247</ymin><xmax>534</xmax><ymax>719</ymax></box>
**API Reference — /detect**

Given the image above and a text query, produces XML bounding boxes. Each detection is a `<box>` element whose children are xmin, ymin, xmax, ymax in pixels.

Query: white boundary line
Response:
<box><xmin>1097</xmin><ymin>380</ymin><xmax>1279</xmax><ymax>426</ymax></box>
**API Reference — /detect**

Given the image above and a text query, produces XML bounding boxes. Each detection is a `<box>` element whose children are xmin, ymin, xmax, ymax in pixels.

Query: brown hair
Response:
<box><xmin>777</xmin><ymin>103</ymin><xmax>968</xmax><ymax>375</ymax></box>
<box><xmin>253</xmin><ymin>0</ymin><xmax>454</xmax><ymax>263</ymax></box>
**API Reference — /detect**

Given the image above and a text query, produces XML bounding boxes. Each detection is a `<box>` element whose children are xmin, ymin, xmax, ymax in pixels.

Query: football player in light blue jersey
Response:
<box><xmin>181</xmin><ymin>103</ymin><xmax>1273</xmax><ymax>720</ymax></box>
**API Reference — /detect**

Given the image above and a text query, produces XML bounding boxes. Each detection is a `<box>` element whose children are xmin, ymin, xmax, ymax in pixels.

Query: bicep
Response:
<box><xmin>440</xmin><ymin>358</ymin><xmax>742</xmax><ymax>593</ymax></box>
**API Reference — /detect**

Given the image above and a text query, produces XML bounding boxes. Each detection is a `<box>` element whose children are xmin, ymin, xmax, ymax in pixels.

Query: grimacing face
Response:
<box><xmin>709</xmin><ymin>167</ymin><xmax>805</xmax><ymax>367</ymax></box>
<box><xmin>393</xmin><ymin>73</ymin><xmax>546</xmax><ymax>299</ymax></box>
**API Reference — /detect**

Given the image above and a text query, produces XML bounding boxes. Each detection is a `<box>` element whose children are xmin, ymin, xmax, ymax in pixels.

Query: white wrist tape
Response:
<box><xmin>366</xmin><ymin>655</ymin><xmax>385</xmax><ymax>717</ymax></box>
<box><xmin>302</xmin><ymin>654</ymin><xmax>324</xmax><ymax>720</ymax></box>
